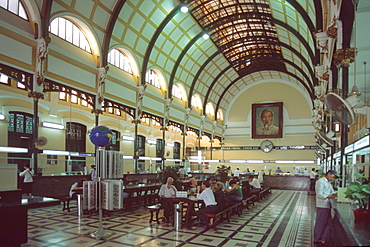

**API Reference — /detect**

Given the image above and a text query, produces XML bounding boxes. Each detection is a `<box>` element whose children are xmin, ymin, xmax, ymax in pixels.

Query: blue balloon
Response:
<box><xmin>89</xmin><ymin>126</ymin><xmax>113</xmax><ymax>147</ymax></box>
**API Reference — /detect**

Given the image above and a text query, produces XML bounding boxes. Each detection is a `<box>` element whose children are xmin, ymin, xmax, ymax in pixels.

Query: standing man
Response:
<box><xmin>196</xmin><ymin>180</ymin><xmax>218</xmax><ymax>229</ymax></box>
<box><xmin>158</xmin><ymin>177</ymin><xmax>177</xmax><ymax>223</ymax></box>
<box><xmin>234</xmin><ymin>168</ymin><xmax>240</xmax><ymax>177</ymax></box>
<box><xmin>314</xmin><ymin>170</ymin><xmax>338</xmax><ymax>246</ymax></box>
<box><xmin>256</xmin><ymin>109</ymin><xmax>279</xmax><ymax>135</ymax></box>
<box><xmin>89</xmin><ymin>165</ymin><xmax>97</xmax><ymax>181</ymax></box>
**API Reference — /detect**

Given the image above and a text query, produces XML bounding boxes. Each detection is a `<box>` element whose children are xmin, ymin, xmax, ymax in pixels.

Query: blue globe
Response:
<box><xmin>89</xmin><ymin>126</ymin><xmax>113</xmax><ymax>147</ymax></box>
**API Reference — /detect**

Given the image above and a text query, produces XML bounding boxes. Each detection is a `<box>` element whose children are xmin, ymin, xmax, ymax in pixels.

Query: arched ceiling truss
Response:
<box><xmin>47</xmin><ymin>0</ymin><xmax>321</xmax><ymax>121</ymax></box>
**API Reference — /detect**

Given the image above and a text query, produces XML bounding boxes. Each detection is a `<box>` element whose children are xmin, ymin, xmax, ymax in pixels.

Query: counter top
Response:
<box><xmin>333</xmin><ymin>200</ymin><xmax>370</xmax><ymax>246</ymax></box>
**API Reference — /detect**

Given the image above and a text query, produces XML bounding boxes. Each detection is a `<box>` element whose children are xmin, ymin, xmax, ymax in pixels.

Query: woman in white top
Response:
<box><xmin>19</xmin><ymin>164</ymin><xmax>34</xmax><ymax>195</ymax></box>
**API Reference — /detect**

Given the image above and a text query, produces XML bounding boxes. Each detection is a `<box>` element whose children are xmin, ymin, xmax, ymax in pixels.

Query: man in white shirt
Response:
<box><xmin>196</xmin><ymin>180</ymin><xmax>218</xmax><ymax>228</ymax></box>
<box><xmin>314</xmin><ymin>170</ymin><xmax>338</xmax><ymax>246</ymax></box>
<box><xmin>159</xmin><ymin>177</ymin><xmax>177</xmax><ymax>222</ymax></box>
<box><xmin>249</xmin><ymin>176</ymin><xmax>261</xmax><ymax>189</ymax></box>
<box><xmin>234</xmin><ymin>168</ymin><xmax>240</xmax><ymax>177</ymax></box>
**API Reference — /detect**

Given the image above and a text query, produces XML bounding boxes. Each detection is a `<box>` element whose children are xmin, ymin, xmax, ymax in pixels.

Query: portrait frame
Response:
<box><xmin>252</xmin><ymin>102</ymin><xmax>283</xmax><ymax>139</ymax></box>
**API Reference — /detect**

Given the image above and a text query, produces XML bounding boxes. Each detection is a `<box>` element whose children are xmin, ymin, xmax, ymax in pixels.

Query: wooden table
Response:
<box><xmin>164</xmin><ymin>196</ymin><xmax>204</xmax><ymax>229</ymax></box>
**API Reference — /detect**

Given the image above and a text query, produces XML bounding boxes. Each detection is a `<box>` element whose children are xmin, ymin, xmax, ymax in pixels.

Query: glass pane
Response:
<box><xmin>0</xmin><ymin>74</ymin><xmax>9</xmax><ymax>84</ymax></box>
<box><xmin>49</xmin><ymin>18</ymin><xmax>59</xmax><ymax>34</ymax></box>
<box><xmin>15</xmin><ymin>114</ymin><xmax>24</xmax><ymax>133</ymax></box>
<box><xmin>59</xmin><ymin>18</ymin><xmax>66</xmax><ymax>39</ymax></box>
<box><xmin>72</xmin><ymin>25</ymin><xmax>79</xmax><ymax>46</ymax></box>
<box><xmin>8</xmin><ymin>113</ymin><xmax>14</xmax><ymax>132</ymax></box>
<box><xmin>8</xmin><ymin>0</ymin><xmax>18</xmax><ymax>14</ymax></box>
<box><xmin>0</xmin><ymin>0</ymin><xmax>8</xmax><ymax>9</ymax></box>
<box><xmin>17</xmin><ymin>82</ymin><xmax>25</xmax><ymax>89</ymax></box>
<box><xmin>65</xmin><ymin>20</ymin><xmax>73</xmax><ymax>43</ymax></box>
<box><xmin>25</xmin><ymin>116</ymin><xmax>33</xmax><ymax>134</ymax></box>
<box><xmin>18</xmin><ymin>2</ymin><xmax>27</xmax><ymax>20</ymax></box>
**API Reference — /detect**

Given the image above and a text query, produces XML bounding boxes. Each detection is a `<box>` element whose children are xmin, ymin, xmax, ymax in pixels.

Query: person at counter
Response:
<box><xmin>19</xmin><ymin>164</ymin><xmax>34</xmax><ymax>196</ymax></box>
<box><xmin>196</xmin><ymin>180</ymin><xmax>218</xmax><ymax>228</ymax></box>
<box><xmin>314</xmin><ymin>170</ymin><xmax>338</xmax><ymax>246</ymax></box>
<box><xmin>159</xmin><ymin>177</ymin><xmax>177</xmax><ymax>223</ymax></box>
<box><xmin>275</xmin><ymin>167</ymin><xmax>283</xmax><ymax>174</ymax></box>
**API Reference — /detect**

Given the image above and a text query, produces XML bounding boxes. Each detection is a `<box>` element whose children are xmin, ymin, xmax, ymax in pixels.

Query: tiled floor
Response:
<box><xmin>21</xmin><ymin>190</ymin><xmax>316</xmax><ymax>247</ymax></box>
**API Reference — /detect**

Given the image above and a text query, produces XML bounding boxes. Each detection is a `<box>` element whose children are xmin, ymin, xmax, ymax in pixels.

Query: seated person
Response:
<box><xmin>69</xmin><ymin>179</ymin><xmax>85</xmax><ymax>199</ymax></box>
<box><xmin>184</xmin><ymin>174</ymin><xmax>197</xmax><ymax>192</ymax></box>
<box><xmin>213</xmin><ymin>181</ymin><xmax>228</xmax><ymax>210</ymax></box>
<box><xmin>196</xmin><ymin>180</ymin><xmax>218</xmax><ymax>228</ymax></box>
<box><xmin>158</xmin><ymin>177</ymin><xmax>177</xmax><ymax>223</ymax></box>
<box><xmin>248</xmin><ymin>176</ymin><xmax>261</xmax><ymax>198</ymax></box>
<box><xmin>224</xmin><ymin>179</ymin><xmax>243</xmax><ymax>204</ymax></box>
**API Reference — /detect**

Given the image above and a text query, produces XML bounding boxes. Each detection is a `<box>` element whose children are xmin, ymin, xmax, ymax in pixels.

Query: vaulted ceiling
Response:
<box><xmin>46</xmin><ymin>0</ymin><xmax>369</xmax><ymax>119</ymax></box>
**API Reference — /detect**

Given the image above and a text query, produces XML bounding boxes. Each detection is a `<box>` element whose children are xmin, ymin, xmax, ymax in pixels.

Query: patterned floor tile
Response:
<box><xmin>20</xmin><ymin>190</ymin><xmax>318</xmax><ymax>247</ymax></box>
<box><xmin>231</xmin><ymin>232</ymin><xmax>265</xmax><ymax>242</ymax></box>
<box><xmin>221</xmin><ymin>239</ymin><xmax>259</xmax><ymax>247</ymax></box>
<box><xmin>189</xmin><ymin>235</ymin><xmax>225</xmax><ymax>246</ymax></box>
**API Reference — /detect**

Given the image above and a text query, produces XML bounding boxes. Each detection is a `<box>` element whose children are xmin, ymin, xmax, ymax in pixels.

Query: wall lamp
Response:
<box><xmin>0</xmin><ymin>146</ymin><xmax>28</xmax><ymax>153</ymax></box>
<box><xmin>42</xmin><ymin>121</ymin><xmax>65</xmax><ymax>130</ymax></box>
<box><xmin>0</xmin><ymin>114</ymin><xmax>5</xmax><ymax>120</ymax></box>
<box><xmin>122</xmin><ymin>136</ymin><xmax>134</xmax><ymax>141</ymax></box>
<box><xmin>147</xmin><ymin>140</ymin><xmax>156</xmax><ymax>145</ymax></box>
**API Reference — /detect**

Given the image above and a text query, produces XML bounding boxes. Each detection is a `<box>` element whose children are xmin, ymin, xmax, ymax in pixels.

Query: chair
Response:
<box><xmin>147</xmin><ymin>204</ymin><xmax>162</xmax><ymax>224</ymax></box>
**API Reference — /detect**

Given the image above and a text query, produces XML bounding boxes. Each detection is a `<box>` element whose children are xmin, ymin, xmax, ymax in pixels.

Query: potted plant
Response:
<box><xmin>344</xmin><ymin>173</ymin><xmax>370</xmax><ymax>222</ymax></box>
<box><xmin>216</xmin><ymin>165</ymin><xmax>229</xmax><ymax>183</ymax></box>
<box><xmin>37</xmin><ymin>167</ymin><xmax>44</xmax><ymax>176</ymax></box>
<box><xmin>268</xmin><ymin>168</ymin><xmax>272</xmax><ymax>175</ymax></box>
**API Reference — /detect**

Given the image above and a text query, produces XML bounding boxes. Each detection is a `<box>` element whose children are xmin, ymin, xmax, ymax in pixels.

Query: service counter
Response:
<box><xmin>33</xmin><ymin>173</ymin><xmax>159</xmax><ymax>197</ymax></box>
<box><xmin>262</xmin><ymin>175</ymin><xmax>311</xmax><ymax>191</ymax></box>
<box><xmin>332</xmin><ymin>199</ymin><xmax>370</xmax><ymax>246</ymax></box>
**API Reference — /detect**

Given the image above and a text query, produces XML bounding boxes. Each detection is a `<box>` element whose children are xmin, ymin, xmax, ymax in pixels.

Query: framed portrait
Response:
<box><xmin>252</xmin><ymin>102</ymin><xmax>283</xmax><ymax>139</ymax></box>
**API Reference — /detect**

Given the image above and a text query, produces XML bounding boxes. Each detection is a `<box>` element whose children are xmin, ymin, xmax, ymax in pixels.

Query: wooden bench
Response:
<box><xmin>203</xmin><ymin>201</ymin><xmax>243</xmax><ymax>229</ymax></box>
<box><xmin>242</xmin><ymin>195</ymin><xmax>256</xmax><ymax>210</ymax></box>
<box><xmin>258</xmin><ymin>187</ymin><xmax>271</xmax><ymax>201</ymax></box>
<box><xmin>53</xmin><ymin>195</ymin><xmax>75</xmax><ymax>212</ymax></box>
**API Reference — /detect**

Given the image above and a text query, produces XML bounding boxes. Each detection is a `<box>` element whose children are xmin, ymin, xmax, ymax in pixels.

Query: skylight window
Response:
<box><xmin>107</xmin><ymin>49</ymin><xmax>133</xmax><ymax>74</ymax></box>
<box><xmin>49</xmin><ymin>17</ymin><xmax>91</xmax><ymax>53</ymax></box>
<box><xmin>0</xmin><ymin>0</ymin><xmax>28</xmax><ymax>20</ymax></box>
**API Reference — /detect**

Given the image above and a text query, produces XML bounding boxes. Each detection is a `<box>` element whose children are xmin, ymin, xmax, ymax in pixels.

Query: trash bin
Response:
<box><xmin>174</xmin><ymin>203</ymin><xmax>182</xmax><ymax>230</ymax></box>
<box><xmin>77</xmin><ymin>194</ymin><xmax>83</xmax><ymax>216</ymax></box>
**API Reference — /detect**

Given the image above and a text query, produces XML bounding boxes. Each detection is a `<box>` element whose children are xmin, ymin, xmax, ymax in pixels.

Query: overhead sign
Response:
<box><xmin>222</xmin><ymin>146</ymin><xmax>317</xmax><ymax>150</ymax></box>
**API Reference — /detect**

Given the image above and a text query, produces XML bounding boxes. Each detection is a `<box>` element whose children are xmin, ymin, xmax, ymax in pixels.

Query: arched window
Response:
<box><xmin>172</xmin><ymin>84</ymin><xmax>182</xmax><ymax>99</ymax></box>
<box><xmin>145</xmin><ymin>70</ymin><xmax>161</xmax><ymax>88</ymax></box>
<box><xmin>49</xmin><ymin>17</ymin><xmax>91</xmax><ymax>53</ymax></box>
<box><xmin>107</xmin><ymin>48</ymin><xmax>133</xmax><ymax>74</ymax></box>
<box><xmin>217</xmin><ymin>109</ymin><xmax>224</xmax><ymax>121</ymax></box>
<box><xmin>0</xmin><ymin>0</ymin><xmax>28</xmax><ymax>20</ymax></box>
<box><xmin>191</xmin><ymin>95</ymin><xmax>202</xmax><ymax>109</ymax></box>
<box><xmin>205</xmin><ymin>103</ymin><xmax>215</xmax><ymax>117</ymax></box>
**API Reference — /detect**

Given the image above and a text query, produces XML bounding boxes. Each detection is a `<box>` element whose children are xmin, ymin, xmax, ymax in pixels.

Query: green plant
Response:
<box><xmin>268</xmin><ymin>168</ymin><xmax>272</xmax><ymax>175</ymax></box>
<box><xmin>216</xmin><ymin>165</ymin><xmax>229</xmax><ymax>183</ymax></box>
<box><xmin>344</xmin><ymin>173</ymin><xmax>370</xmax><ymax>210</ymax></box>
